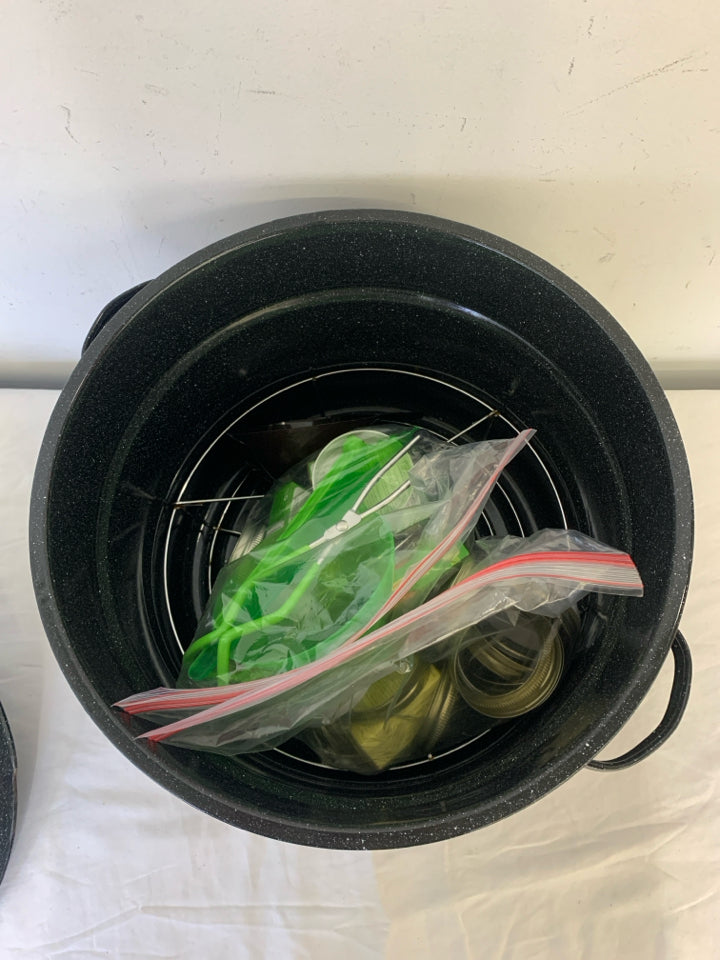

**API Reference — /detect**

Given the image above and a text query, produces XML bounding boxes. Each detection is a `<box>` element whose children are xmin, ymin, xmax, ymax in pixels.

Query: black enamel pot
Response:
<box><xmin>30</xmin><ymin>210</ymin><xmax>693</xmax><ymax>849</ymax></box>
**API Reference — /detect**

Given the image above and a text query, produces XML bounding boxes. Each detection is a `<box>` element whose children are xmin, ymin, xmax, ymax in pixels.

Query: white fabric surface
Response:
<box><xmin>0</xmin><ymin>389</ymin><xmax>717</xmax><ymax>959</ymax></box>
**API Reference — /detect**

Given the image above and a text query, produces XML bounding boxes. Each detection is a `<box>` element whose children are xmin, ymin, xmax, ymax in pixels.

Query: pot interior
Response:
<box><xmin>36</xmin><ymin>214</ymin><xmax>689</xmax><ymax>846</ymax></box>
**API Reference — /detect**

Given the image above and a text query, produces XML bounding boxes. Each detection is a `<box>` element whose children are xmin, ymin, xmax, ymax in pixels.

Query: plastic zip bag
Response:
<box><xmin>118</xmin><ymin>529</ymin><xmax>642</xmax><ymax>753</ymax></box>
<box><xmin>170</xmin><ymin>424</ymin><xmax>535</xmax><ymax>686</ymax></box>
<box><xmin>179</xmin><ymin>426</ymin><xmax>535</xmax><ymax>685</ymax></box>
<box><xmin>300</xmin><ymin>606</ymin><xmax>580</xmax><ymax>773</ymax></box>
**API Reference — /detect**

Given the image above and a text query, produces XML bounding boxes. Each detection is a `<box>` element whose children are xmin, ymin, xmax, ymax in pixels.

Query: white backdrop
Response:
<box><xmin>2</xmin><ymin>1</ymin><xmax>719</xmax><ymax>384</ymax></box>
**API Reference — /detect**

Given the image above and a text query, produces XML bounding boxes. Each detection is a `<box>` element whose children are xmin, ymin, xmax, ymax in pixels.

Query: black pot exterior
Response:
<box><xmin>30</xmin><ymin>210</ymin><xmax>693</xmax><ymax>849</ymax></box>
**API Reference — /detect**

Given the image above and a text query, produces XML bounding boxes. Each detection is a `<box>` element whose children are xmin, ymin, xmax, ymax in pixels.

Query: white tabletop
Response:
<box><xmin>0</xmin><ymin>389</ymin><xmax>717</xmax><ymax>959</ymax></box>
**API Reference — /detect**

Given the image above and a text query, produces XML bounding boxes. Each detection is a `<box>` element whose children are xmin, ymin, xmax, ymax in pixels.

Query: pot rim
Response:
<box><xmin>29</xmin><ymin>209</ymin><xmax>694</xmax><ymax>848</ymax></box>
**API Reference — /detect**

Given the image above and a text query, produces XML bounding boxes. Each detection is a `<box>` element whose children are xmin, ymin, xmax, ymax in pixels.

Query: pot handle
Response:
<box><xmin>82</xmin><ymin>281</ymin><xmax>150</xmax><ymax>354</ymax></box>
<box><xmin>587</xmin><ymin>631</ymin><xmax>691</xmax><ymax>771</ymax></box>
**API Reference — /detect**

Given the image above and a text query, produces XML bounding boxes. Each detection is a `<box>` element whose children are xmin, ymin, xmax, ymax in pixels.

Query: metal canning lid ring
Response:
<box><xmin>452</xmin><ymin>626</ymin><xmax>565</xmax><ymax>719</ymax></box>
<box><xmin>415</xmin><ymin>666</ymin><xmax>459</xmax><ymax>751</ymax></box>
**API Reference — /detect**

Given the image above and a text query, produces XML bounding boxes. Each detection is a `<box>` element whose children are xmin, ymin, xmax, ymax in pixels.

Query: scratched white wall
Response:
<box><xmin>2</xmin><ymin>1</ymin><xmax>719</xmax><ymax>384</ymax></box>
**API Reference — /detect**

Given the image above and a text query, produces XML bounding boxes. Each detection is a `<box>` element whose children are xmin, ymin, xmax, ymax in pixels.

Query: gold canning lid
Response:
<box><xmin>309</xmin><ymin>658</ymin><xmax>459</xmax><ymax>772</ymax></box>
